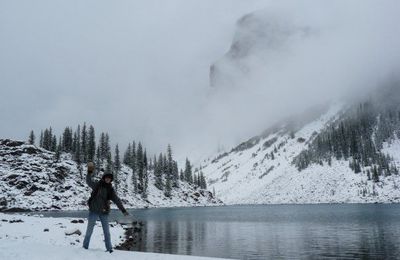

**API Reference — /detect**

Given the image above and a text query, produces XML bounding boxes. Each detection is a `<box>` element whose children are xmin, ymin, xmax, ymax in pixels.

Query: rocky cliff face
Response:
<box><xmin>210</xmin><ymin>10</ymin><xmax>311</xmax><ymax>89</ymax></box>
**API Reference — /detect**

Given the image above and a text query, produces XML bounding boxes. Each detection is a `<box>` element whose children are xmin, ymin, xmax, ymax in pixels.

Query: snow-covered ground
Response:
<box><xmin>0</xmin><ymin>213</ymin><xmax>231</xmax><ymax>260</ymax></box>
<box><xmin>199</xmin><ymin>104</ymin><xmax>400</xmax><ymax>204</ymax></box>
<box><xmin>0</xmin><ymin>139</ymin><xmax>221</xmax><ymax>212</ymax></box>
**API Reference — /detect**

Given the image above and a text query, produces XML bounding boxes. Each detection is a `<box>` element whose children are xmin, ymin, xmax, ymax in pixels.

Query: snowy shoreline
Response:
<box><xmin>0</xmin><ymin>213</ymin><xmax>231</xmax><ymax>260</ymax></box>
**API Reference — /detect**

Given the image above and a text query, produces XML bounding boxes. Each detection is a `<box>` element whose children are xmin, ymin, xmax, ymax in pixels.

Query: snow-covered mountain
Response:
<box><xmin>198</xmin><ymin>89</ymin><xmax>400</xmax><ymax>204</ymax></box>
<box><xmin>201</xmin><ymin>8</ymin><xmax>400</xmax><ymax>205</ymax></box>
<box><xmin>0</xmin><ymin>139</ymin><xmax>221</xmax><ymax>212</ymax></box>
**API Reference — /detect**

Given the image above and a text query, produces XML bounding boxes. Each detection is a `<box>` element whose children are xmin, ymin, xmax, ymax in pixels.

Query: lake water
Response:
<box><xmin>38</xmin><ymin>204</ymin><xmax>400</xmax><ymax>259</ymax></box>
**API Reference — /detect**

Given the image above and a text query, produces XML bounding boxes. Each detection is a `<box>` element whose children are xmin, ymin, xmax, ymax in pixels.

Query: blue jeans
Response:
<box><xmin>83</xmin><ymin>211</ymin><xmax>112</xmax><ymax>251</ymax></box>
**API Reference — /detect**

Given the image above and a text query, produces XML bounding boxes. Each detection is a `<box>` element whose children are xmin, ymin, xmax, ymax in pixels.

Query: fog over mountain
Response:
<box><xmin>1</xmin><ymin>1</ymin><xmax>400</xmax><ymax>160</ymax></box>
<box><xmin>201</xmin><ymin>1</ymin><xmax>400</xmax><ymax>158</ymax></box>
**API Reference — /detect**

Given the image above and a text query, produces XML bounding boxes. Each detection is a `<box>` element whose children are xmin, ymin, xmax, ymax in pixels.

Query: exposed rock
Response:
<box><xmin>0</xmin><ymin>197</ymin><xmax>7</xmax><ymax>207</ymax></box>
<box><xmin>1</xmin><ymin>139</ymin><xmax>25</xmax><ymax>147</ymax></box>
<box><xmin>9</xmin><ymin>219</ymin><xmax>24</xmax><ymax>223</ymax></box>
<box><xmin>23</xmin><ymin>147</ymin><xmax>38</xmax><ymax>155</ymax></box>
<box><xmin>70</xmin><ymin>219</ymin><xmax>84</xmax><ymax>224</ymax></box>
<box><xmin>65</xmin><ymin>229</ymin><xmax>82</xmax><ymax>236</ymax></box>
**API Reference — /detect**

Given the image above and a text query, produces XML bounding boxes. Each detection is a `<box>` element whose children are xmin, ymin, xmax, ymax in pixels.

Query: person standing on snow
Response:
<box><xmin>83</xmin><ymin>162</ymin><xmax>129</xmax><ymax>253</ymax></box>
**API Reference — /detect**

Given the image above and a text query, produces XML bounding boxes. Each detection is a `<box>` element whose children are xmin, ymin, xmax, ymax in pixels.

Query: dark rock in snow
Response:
<box><xmin>2</xmin><ymin>139</ymin><xmax>25</xmax><ymax>147</ymax></box>
<box><xmin>70</xmin><ymin>219</ymin><xmax>84</xmax><ymax>224</ymax></box>
<box><xmin>9</xmin><ymin>219</ymin><xmax>24</xmax><ymax>223</ymax></box>
<box><xmin>65</xmin><ymin>229</ymin><xmax>82</xmax><ymax>236</ymax></box>
<box><xmin>15</xmin><ymin>180</ymin><xmax>29</xmax><ymax>190</ymax></box>
<box><xmin>23</xmin><ymin>147</ymin><xmax>38</xmax><ymax>154</ymax></box>
<box><xmin>0</xmin><ymin>197</ymin><xmax>7</xmax><ymax>207</ymax></box>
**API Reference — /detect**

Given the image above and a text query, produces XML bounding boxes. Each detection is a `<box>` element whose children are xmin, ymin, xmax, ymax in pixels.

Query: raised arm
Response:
<box><xmin>86</xmin><ymin>162</ymin><xmax>97</xmax><ymax>189</ymax></box>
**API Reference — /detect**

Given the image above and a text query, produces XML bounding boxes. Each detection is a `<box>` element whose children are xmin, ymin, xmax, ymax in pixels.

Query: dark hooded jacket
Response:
<box><xmin>86</xmin><ymin>172</ymin><xmax>127</xmax><ymax>214</ymax></box>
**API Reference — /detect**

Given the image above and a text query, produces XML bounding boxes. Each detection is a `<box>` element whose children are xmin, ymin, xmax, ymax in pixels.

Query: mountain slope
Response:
<box><xmin>198</xmin><ymin>98</ymin><xmax>400</xmax><ymax>204</ymax></box>
<box><xmin>0</xmin><ymin>139</ymin><xmax>221</xmax><ymax>211</ymax></box>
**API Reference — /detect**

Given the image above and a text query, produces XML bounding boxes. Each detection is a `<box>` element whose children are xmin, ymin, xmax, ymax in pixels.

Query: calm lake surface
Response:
<box><xmin>39</xmin><ymin>204</ymin><xmax>400</xmax><ymax>259</ymax></box>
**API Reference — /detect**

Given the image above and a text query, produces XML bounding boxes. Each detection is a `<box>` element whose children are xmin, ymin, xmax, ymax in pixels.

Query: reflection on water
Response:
<box><xmin>39</xmin><ymin>204</ymin><xmax>400</xmax><ymax>259</ymax></box>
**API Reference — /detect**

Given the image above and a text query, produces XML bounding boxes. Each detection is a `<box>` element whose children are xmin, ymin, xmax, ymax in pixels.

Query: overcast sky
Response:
<box><xmin>1</xmin><ymin>1</ymin><xmax>400</xmax><ymax>161</ymax></box>
<box><xmin>0</xmin><ymin>0</ymin><xmax>266</xmax><ymax>157</ymax></box>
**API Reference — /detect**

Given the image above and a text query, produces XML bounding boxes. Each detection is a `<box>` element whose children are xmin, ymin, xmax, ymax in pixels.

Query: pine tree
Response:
<box><xmin>142</xmin><ymin>150</ymin><xmax>149</xmax><ymax>197</ymax></box>
<box><xmin>164</xmin><ymin>172</ymin><xmax>172</xmax><ymax>197</ymax></box>
<box><xmin>200</xmin><ymin>172</ymin><xmax>207</xmax><ymax>189</ymax></box>
<box><xmin>105</xmin><ymin>133</ymin><xmax>111</xmax><ymax>160</ymax></box>
<box><xmin>72</xmin><ymin>132</ymin><xmax>77</xmax><ymax>154</ymax></box>
<box><xmin>167</xmin><ymin>145</ymin><xmax>179</xmax><ymax>187</ymax></box>
<box><xmin>105</xmin><ymin>151</ymin><xmax>113</xmax><ymax>175</ymax></box>
<box><xmin>130</xmin><ymin>141</ymin><xmax>138</xmax><ymax>194</ymax></box>
<box><xmin>172</xmin><ymin>161</ymin><xmax>179</xmax><ymax>188</ymax></box>
<box><xmin>51</xmin><ymin>135</ymin><xmax>57</xmax><ymax>152</ymax></box>
<box><xmin>131</xmin><ymin>141</ymin><xmax>137</xmax><ymax>173</ymax></box>
<box><xmin>163</xmin><ymin>154</ymin><xmax>168</xmax><ymax>177</ymax></box>
<box><xmin>123</xmin><ymin>143</ymin><xmax>132</xmax><ymax>165</ymax></box>
<box><xmin>62</xmin><ymin>127</ymin><xmax>73</xmax><ymax>152</ymax></box>
<box><xmin>87</xmin><ymin>125</ymin><xmax>96</xmax><ymax>162</ymax></box>
<box><xmin>81</xmin><ymin>123</ymin><xmax>88</xmax><ymax>162</ymax></box>
<box><xmin>155</xmin><ymin>153</ymin><xmax>164</xmax><ymax>190</ymax></box>
<box><xmin>372</xmin><ymin>165</ymin><xmax>379</xmax><ymax>182</ymax></box>
<box><xmin>28</xmin><ymin>130</ymin><xmax>35</xmax><ymax>145</ymax></box>
<box><xmin>99</xmin><ymin>132</ymin><xmax>106</xmax><ymax>162</ymax></box>
<box><xmin>42</xmin><ymin>127</ymin><xmax>52</xmax><ymax>150</ymax></box>
<box><xmin>95</xmin><ymin>146</ymin><xmax>101</xmax><ymax>176</ymax></box>
<box><xmin>132</xmin><ymin>168</ymin><xmax>138</xmax><ymax>194</ymax></box>
<box><xmin>184</xmin><ymin>158</ymin><xmax>193</xmax><ymax>183</ymax></box>
<box><xmin>39</xmin><ymin>131</ymin><xmax>44</xmax><ymax>148</ymax></box>
<box><xmin>113</xmin><ymin>144</ymin><xmax>121</xmax><ymax>192</ymax></box>
<box><xmin>74</xmin><ymin>125</ymin><xmax>82</xmax><ymax>178</ymax></box>
<box><xmin>43</xmin><ymin>128</ymin><xmax>50</xmax><ymax>150</ymax></box>
<box><xmin>114</xmin><ymin>144</ymin><xmax>121</xmax><ymax>171</ymax></box>
<box><xmin>142</xmin><ymin>165</ymin><xmax>148</xmax><ymax>199</ymax></box>
<box><xmin>74</xmin><ymin>125</ymin><xmax>81</xmax><ymax>162</ymax></box>
<box><xmin>136</xmin><ymin>143</ymin><xmax>144</xmax><ymax>193</ymax></box>
<box><xmin>193</xmin><ymin>174</ymin><xmax>198</xmax><ymax>187</ymax></box>
<box><xmin>143</xmin><ymin>150</ymin><xmax>148</xmax><ymax>169</ymax></box>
